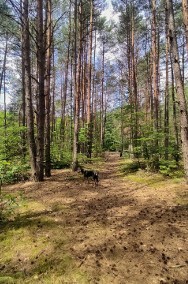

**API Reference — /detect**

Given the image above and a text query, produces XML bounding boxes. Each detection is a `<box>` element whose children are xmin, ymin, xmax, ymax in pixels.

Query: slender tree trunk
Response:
<box><xmin>36</xmin><ymin>0</ymin><xmax>45</xmax><ymax>181</ymax></box>
<box><xmin>164</xmin><ymin>3</ymin><xmax>170</xmax><ymax>160</ymax></box>
<box><xmin>3</xmin><ymin>46</ymin><xmax>7</xmax><ymax>157</ymax></box>
<box><xmin>0</xmin><ymin>35</ymin><xmax>8</xmax><ymax>96</ymax></box>
<box><xmin>151</xmin><ymin>0</ymin><xmax>159</xmax><ymax>140</ymax></box>
<box><xmin>170</xmin><ymin>51</ymin><xmax>180</xmax><ymax>160</ymax></box>
<box><xmin>87</xmin><ymin>0</ymin><xmax>93</xmax><ymax>158</ymax></box>
<box><xmin>167</xmin><ymin>0</ymin><xmax>188</xmax><ymax>181</ymax></box>
<box><xmin>0</xmin><ymin>35</ymin><xmax>8</xmax><ymax>158</ymax></box>
<box><xmin>70</xmin><ymin>51</ymin><xmax>74</xmax><ymax>152</ymax></box>
<box><xmin>22</xmin><ymin>0</ymin><xmax>37</xmax><ymax>178</ymax></box>
<box><xmin>100</xmin><ymin>40</ymin><xmax>105</xmax><ymax>148</ymax></box>
<box><xmin>61</xmin><ymin>1</ymin><xmax>72</xmax><ymax>144</ymax></box>
<box><xmin>51</xmin><ymin>42</ymin><xmax>55</xmax><ymax>139</ymax></box>
<box><xmin>182</xmin><ymin>0</ymin><xmax>188</xmax><ymax>55</ymax></box>
<box><xmin>131</xmin><ymin>4</ymin><xmax>138</xmax><ymax>155</ymax></box>
<box><xmin>72</xmin><ymin>0</ymin><xmax>79</xmax><ymax>171</ymax></box>
<box><xmin>126</xmin><ymin>3</ymin><xmax>134</xmax><ymax>154</ymax></box>
<box><xmin>92</xmin><ymin>28</ymin><xmax>97</xmax><ymax>152</ymax></box>
<box><xmin>21</xmin><ymin>10</ymin><xmax>27</xmax><ymax>160</ymax></box>
<box><xmin>44</xmin><ymin>0</ymin><xmax>52</xmax><ymax>177</ymax></box>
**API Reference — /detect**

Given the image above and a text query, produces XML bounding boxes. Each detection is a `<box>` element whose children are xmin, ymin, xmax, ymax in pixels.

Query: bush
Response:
<box><xmin>159</xmin><ymin>160</ymin><xmax>184</xmax><ymax>178</ymax></box>
<box><xmin>0</xmin><ymin>192</ymin><xmax>23</xmax><ymax>221</ymax></box>
<box><xmin>121</xmin><ymin>160</ymin><xmax>147</xmax><ymax>174</ymax></box>
<box><xmin>51</xmin><ymin>151</ymin><xmax>72</xmax><ymax>169</ymax></box>
<box><xmin>0</xmin><ymin>161</ymin><xmax>30</xmax><ymax>184</ymax></box>
<box><xmin>147</xmin><ymin>155</ymin><xmax>160</xmax><ymax>171</ymax></box>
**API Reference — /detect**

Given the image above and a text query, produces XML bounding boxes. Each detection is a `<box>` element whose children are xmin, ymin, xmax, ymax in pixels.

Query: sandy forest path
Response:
<box><xmin>1</xmin><ymin>152</ymin><xmax>188</xmax><ymax>284</ymax></box>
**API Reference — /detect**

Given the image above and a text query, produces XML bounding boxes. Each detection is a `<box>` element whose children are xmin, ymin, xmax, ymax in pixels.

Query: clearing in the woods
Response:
<box><xmin>0</xmin><ymin>152</ymin><xmax>188</xmax><ymax>284</ymax></box>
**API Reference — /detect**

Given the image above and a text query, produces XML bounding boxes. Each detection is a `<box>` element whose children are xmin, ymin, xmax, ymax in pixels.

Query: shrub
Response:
<box><xmin>121</xmin><ymin>160</ymin><xmax>147</xmax><ymax>174</ymax></box>
<box><xmin>0</xmin><ymin>192</ymin><xmax>23</xmax><ymax>221</ymax></box>
<box><xmin>51</xmin><ymin>151</ymin><xmax>72</xmax><ymax>169</ymax></box>
<box><xmin>0</xmin><ymin>161</ymin><xmax>30</xmax><ymax>184</ymax></box>
<box><xmin>159</xmin><ymin>160</ymin><xmax>184</xmax><ymax>178</ymax></box>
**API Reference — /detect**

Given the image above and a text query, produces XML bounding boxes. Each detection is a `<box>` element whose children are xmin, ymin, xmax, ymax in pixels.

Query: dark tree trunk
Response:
<box><xmin>36</xmin><ymin>0</ymin><xmax>45</xmax><ymax>181</ymax></box>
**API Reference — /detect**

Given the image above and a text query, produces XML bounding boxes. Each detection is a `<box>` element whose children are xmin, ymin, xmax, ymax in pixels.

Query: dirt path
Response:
<box><xmin>1</xmin><ymin>152</ymin><xmax>188</xmax><ymax>284</ymax></box>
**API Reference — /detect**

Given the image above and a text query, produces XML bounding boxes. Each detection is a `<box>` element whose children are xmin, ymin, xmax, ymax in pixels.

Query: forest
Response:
<box><xmin>0</xmin><ymin>0</ymin><xmax>188</xmax><ymax>283</ymax></box>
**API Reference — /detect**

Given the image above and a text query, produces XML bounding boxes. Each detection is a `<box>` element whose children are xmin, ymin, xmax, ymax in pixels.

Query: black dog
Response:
<box><xmin>79</xmin><ymin>167</ymin><xmax>99</xmax><ymax>186</ymax></box>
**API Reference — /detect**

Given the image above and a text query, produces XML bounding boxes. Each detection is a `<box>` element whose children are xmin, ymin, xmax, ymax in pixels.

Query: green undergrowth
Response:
<box><xmin>0</xmin><ymin>161</ymin><xmax>30</xmax><ymax>184</ymax></box>
<box><xmin>0</xmin><ymin>198</ymin><xmax>89</xmax><ymax>284</ymax></box>
<box><xmin>120</xmin><ymin>159</ymin><xmax>184</xmax><ymax>188</ymax></box>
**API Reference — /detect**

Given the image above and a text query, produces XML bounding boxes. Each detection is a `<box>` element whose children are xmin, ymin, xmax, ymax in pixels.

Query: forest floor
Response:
<box><xmin>0</xmin><ymin>152</ymin><xmax>188</xmax><ymax>284</ymax></box>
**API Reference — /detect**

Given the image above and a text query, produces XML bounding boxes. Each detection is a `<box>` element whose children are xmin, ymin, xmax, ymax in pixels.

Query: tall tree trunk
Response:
<box><xmin>131</xmin><ymin>3</ymin><xmax>138</xmax><ymax>155</ymax></box>
<box><xmin>44</xmin><ymin>0</ymin><xmax>52</xmax><ymax>177</ymax></box>
<box><xmin>51</xmin><ymin>42</ymin><xmax>55</xmax><ymax>139</ymax></box>
<box><xmin>87</xmin><ymin>0</ymin><xmax>93</xmax><ymax>158</ymax></box>
<box><xmin>167</xmin><ymin>0</ymin><xmax>188</xmax><ymax>181</ymax></box>
<box><xmin>72</xmin><ymin>0</ymin><xmax>79</xmax><ymax>171</ymax></box>
<box><xmin>164</xmin><ymin>3</ymin><xmax>170</xmax><ymax>160</ymax></box>
<box><xmin>36</xmin><ymin>0</ymin><xmax>45</xmax><ymax>181</ymax></box>
<box><xmin>170</xmin><ymin>51</ymin><xmax>180</xmax><ymax>161</ymax></box>
<box><xmin>182</xmin><ymin>0</ymin><xmax>188</xmax><ymax>55</ymax></box>
<box><xmin>22</xmin><ymin>0</ymin><xmax>37</xmax><ymax>178</ymax></box>
<box><xmin>100</xmin><ymin>40</ymin><xmax>105</xmax><ymax>149</ymax></box>
<box><xmin>3</xmin><ymin>42</ymin><xmax>7</xmax><ymax>158</ymax></box>
<box><xmin>151</xmin><ymin>0</ymin><xmax>159</xmax><ymax>143</ymax></box>
<box><xmin>61</xmin><ymin>1</ymin><xmax>72</xmax><ymax>144</ymax></box>
<box><xmin>0</xmin><ymin>34</ymin><xmax>8</xmax><ymax>95</ymax></box>
<box><xmin>21</xmin><ymin>3</ymin><xmax>27</xmax><ymax>160</ymax></box>
<box><xmin>0</xmin><ymin>34</ymin><xmax>8</xmax><ymax>158</ymax></box>
<box><xmin>126</xmin><ymin>2</ymin><xmax>134</xmax><ymax>154</ymax></box>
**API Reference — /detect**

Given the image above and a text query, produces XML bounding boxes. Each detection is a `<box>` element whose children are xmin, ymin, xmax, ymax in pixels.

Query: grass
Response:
<box><xmin>0</xmin><ymin>197</ymin><xmax>89</xmax><ymax>284</ymax></box>
<box><xmin>120</xmin><ymin>158</ymin><xmax>184</xmax><ymax>189</ymax></box>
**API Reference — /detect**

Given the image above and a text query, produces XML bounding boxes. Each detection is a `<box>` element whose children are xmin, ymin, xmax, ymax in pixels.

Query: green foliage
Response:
<box><xmin>133</xmin><ymin>146</ymin><xmax>142</xmax><ymax>158</ymax></box>
<box><xmin>0</xmin><ymin>0</ymin><xmax>19</xmax><ymax>39</ymax></box>
<box><xmin>159</xmin><ymin>160</ymin><xmax>184</xmax><ymax>178</ymax></box>
<box><xmin>104</xmin><ymin>111</ymin><xmax>121</xmax><ymax>151</ymax></box>
<box><xmin>51</xmin><ymin>150</ymin><xmax>72</xmax><ymax>169</ymax></box>
<box><xmin>79</xmin><ymin>127</ymin><xmax>87</xmax><ymax>143</ymax></box>
<box><xmin>121</xmin><ymin>158</ymin><xmax>184</xmax><ymax>179</ymax></box>
<box><xmin>146</xmin><ymin>155</ymin><xmax>160</xmax><ymax>171</ymax></box>
<box><xmin>0</xmin><ymin>112</ymin><xmax>27</xmax><ymax>161</ymax></box>
<box><xmin>0</xmin><ymin>161</ymin><xmax>30</xmax><ymax>184</ymax></box>
<box><xmin>121</xmin><ymin>160</ymin><xmax>146</xmax><ymax>174</ymax></box>
<box><xmin>0</xmin><ymin>192</ymin><xmax>24</xmax><ymax>221</ymax></box>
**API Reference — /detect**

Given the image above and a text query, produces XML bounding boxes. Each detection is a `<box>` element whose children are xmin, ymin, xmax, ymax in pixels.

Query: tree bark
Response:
<box><xmin>87</xmin><ymin>0</ymin><xmax>93</xmax><ymax>158</ymax></box>
<box><xmin>44</xmin><ymin>0</ymin><xmax>52</xmax><ymax>177</ymax></box>
<box><xmin>164</xmin><ymin>2</ymin><xmax>170</xmax><ymax>160</ymax></box>
<box><xmin>151</xmin><ymin>0</ymin><xmax>159</xmax><ymax>138</ymax></box>
<box><xmin>182</xmin><ymin>0</ymin><xmax>188</xmax><ymax>55</ymax></box>
<box><xmin>167</xmin><ymin>0</ymin><xmax>188</xmax><ymax>181</ymax></box>
<box><xmin>22</xmin><ymin>0</ymin><xmax>37</xmax><ymax>178</ymax></box>
<box><xmin>72</xmin><ymin>0</ymin><xmax>79</xmax><ymax>171</ymax></box>
<box><xmin>36</xmin><ymin>0</ymin><xmax>45</xmax><ymax>181</ymax></box>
